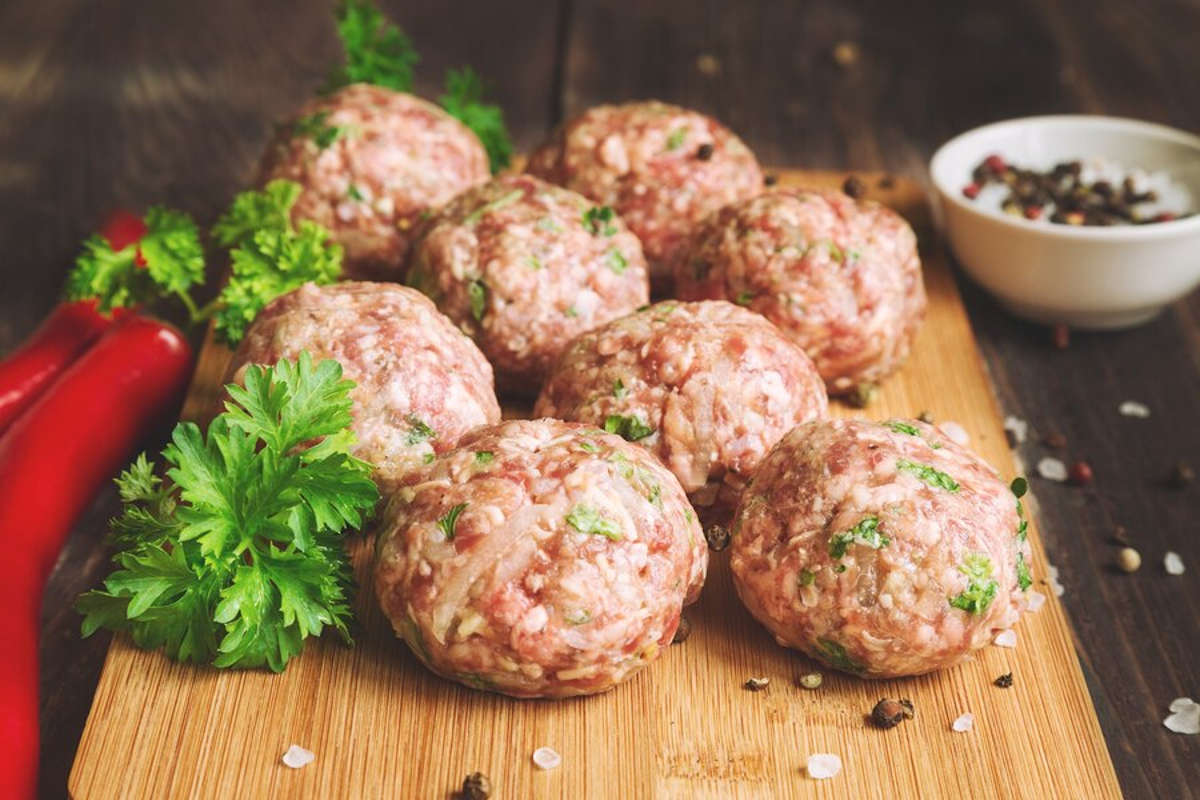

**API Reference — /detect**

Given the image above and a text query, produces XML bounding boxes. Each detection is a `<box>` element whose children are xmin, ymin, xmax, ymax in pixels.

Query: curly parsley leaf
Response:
<box><xmin>211</xmin><ymin>180</ymin><xmax>301</xmax><ymax>248</ymax></box>
<box><xmin>327</xmin><ymin>0</ymin><xmax>419</xmax><ymax>93</ymax></box>
<box><xmin>292</xmin><ymin>111</ymin><xmax>347</xmax><ymax>151</ymax></box>
<box><xmin>213</xmin><ymin>218</ymin><xmax>343</xmax><ymax>346</ymax></box>
<box><xmin>439</xmin><ymin>66</ymin><xmax>513</xmax><ymax>173</ymax></box>
<box><xmin>77</xmin><ymin>353</ymin><xmax>379</xmax><ymax>673</ymax></box>
<box><xmin>828</xmin><ymin>515</ymin><xmax>889</xmax><ymax>560</ymax></box>
<box><xmin>66</xmin><ymin>206</ymin><xmax>205</xmax><ymax>313</ymax></box>
<box><xmin>949</xmin><ymin>552</ymin><xmax>999</xmax><ymax>615</ymax></box>
<box><xmin>583</xmin><ymin>206</ymin><xmax>618</xmax><ymax>236</ymax></box>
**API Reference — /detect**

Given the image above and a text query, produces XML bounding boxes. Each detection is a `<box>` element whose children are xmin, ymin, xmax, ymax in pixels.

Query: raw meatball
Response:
<box><xmin>729</xmin><ymin>418</ymin><xmax>1030</xmax><ymax>678</ymax></box>
<box><xmin>257</xmin><ymin>83</ymin><xmax>489</xmax><ymax>281</ymax></box>
<box><xmin>374</xmin><ymin>418</ymin><xmax>708</xmax><ymax>698</ymax></box>
<box><xmin>406</xmin><ymin>174</ymin><xmax>649</xmax><ymax>390</ymax></box>
<box><xmin>534</xmin><ymin>300</ymin><xmax>828</xmax><ymax>520</ymax></box>
<box><xmin>225</xmin><ymin>282</ymin><xmax>501</xmax><ymax>491</ymax></box>
<box><xmin>527</xmin><ymin>101</ymin><xmax>763</xmax><ymax>283</ymax></box>
<box><xmin>674</xmin><ymin>189</ymin><xmax>926</xmax><ymax>394</ymax></box>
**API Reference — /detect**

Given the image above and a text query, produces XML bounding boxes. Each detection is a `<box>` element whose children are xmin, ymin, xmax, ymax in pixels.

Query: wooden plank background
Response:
<box><xmin>0</xmin><ymin>1</ymin><xmax>1194</xmax><ymax>797</ymax></box>
<box><xmin>69</xmin><ymin>172</ymin><xmax>1121</xmax><ymax>798</ymax></box>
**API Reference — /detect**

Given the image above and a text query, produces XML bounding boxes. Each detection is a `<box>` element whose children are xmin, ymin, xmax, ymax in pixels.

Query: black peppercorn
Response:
<box><xmin>696</xmin><ymin>143</ymin><xmax>714</xmax><ymax>161</ymax></box>
<box><xmin>994</xmin><ymin>673</ymin><xmax>1014</xmax><ymax>688</ymax></box>
<box><xmin>460</xmin><ymin>772</ymin><xmax>492</xmax><ymax>800</ymax></box>
<box><xmin>842</xmin><ymin>176</ymin><xmax>866</xmax><ymax>200</ymax></box>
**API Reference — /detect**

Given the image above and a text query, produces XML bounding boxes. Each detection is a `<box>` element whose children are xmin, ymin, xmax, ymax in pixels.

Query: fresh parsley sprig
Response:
<box><xmin>67</xmin><ymin>206</ymin><xmax>206</xmax><ymax>314</ymax></box>
<box><xmin>77</xmin><ymin>354</ymin><xmax>380</xmax><ymax>673</ymax></box>
<box><xmin>328</xmin><ymin>0</ymin><xmax>512</xmax><ymax>173</ymax></box>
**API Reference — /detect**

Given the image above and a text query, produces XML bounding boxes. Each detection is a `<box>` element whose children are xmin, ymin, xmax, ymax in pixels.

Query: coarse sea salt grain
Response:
<box><xmin>806</xmin><ymin>753</ymin><xmax>842</xmax><ymax>780</ymax></box>
<box><xmin>532</xmin><ymin>747</ymin><xmax>562</xmax><ymax>771</ymax></box>
<box><xmin>1046</xmin><ymin>565</ymin><xmax>1065</xmax><ymax>598</ymax></box>
<box><xmin>1026</xmin><ymin>590</ymin><xmax>1047</xmax><ymax>612</ymax></box>
<box><xmin>1119</xmin><ymin>401</ymin><xmax>1150</xmax><ymax>418</ymax></box>
<box><xmin>994</xmin><ymin>629</ymin><xmax>1018</xmax><ymax>648</ymax></box>
<box><xmin>1002</xmin><ymin>415</ymin><xmax>1028</xmax><ymax>445</ymax></box>
<box><xmin>939</xmin><ymin>421</ymin><xmax>970</xmax><ymax>446</ymax></box>
<box><xmin>952</xmin><ymin>713</ymin><xmax>975</xmax><ymax>733</ymax></box>
<box><xmin>1037</xmin><ymin>457</ymin><xmax>1068</xmax><ymax>482</ymax></box>
<box><xmin>281</xmin><ymin>745</ymin><xmax>315</xmax><ymax>769</ymax></box>
<box><xmin>1164</xmin><ymin>698</ymin><xmax>1200</xmax><ymax>735</ymax></box>
<box><xmin>1165</xmin><ymin>552</ymin><xmax>1186</xmax><ymax>575</ymax></box>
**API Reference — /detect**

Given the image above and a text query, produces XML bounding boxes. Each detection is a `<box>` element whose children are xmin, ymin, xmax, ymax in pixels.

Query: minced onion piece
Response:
<box><xmin>939</xmin><ymin>421</ymin><xmax>970</xmax><ymax>446</ymax></box>
<box><xmin>1002</xmin><ymin>415</ymin><xmax>1028</xmax><ymax>445</ymax></box>
<box><xmin>951</xmin><ymin>713</ymin><xmax>975</xmax><ymax>733</ymax></box>
<box><xmin>1026</xmin><ymin>589</ymin><xmax>1047</xmax><ymax>612</ymax></box>
<box><xmin>1165</xmin><ymin>551</ymin><xmax>1186</xmax><ymax>576</ymax></box>
<box><xmin>282</xmin><ymin>744</ymin><xmax>315</xmax><ymax>769</ymax></box>
<box><xmin>1047</xmin><ymin>564</ymin><xmax>1065</xmax><ymax>597</ymax></box>
<box><xmin>806</xmin><ymin>753</ymin><xmax>842</xmax><ymax>779</ymax></box>
<box><xmin>532</xmin><ymin>747</ymin><xmax>562</xmax><ymax>771</ymax></box>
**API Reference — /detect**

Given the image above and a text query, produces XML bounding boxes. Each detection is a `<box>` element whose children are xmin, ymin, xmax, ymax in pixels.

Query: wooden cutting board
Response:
<box><xmin>69</xmin><ymin>170</ymin><xmax>1121</xmax><ymax>799</ymax></box>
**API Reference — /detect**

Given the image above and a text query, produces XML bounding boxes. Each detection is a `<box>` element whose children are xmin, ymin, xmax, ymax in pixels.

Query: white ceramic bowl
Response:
<box><xmin>930</xmin><ymin>116</ymin><xmax>1200</xmax><ymax>329</ymax></box>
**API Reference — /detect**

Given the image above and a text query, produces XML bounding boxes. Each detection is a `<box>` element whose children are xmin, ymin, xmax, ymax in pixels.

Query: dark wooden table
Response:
<box><xmin>2</xmin><ymin>1</ymin><xmax>1197</xmax><ymax>797</ymax></box>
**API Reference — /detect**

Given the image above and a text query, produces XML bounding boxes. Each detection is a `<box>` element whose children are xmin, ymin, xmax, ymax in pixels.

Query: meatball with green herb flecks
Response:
<box><xmin>674</xmin><ymin>189</ymin><xmax>926</xmax><ymax>395</ymax></box>
<box><xmin>729</xmin><ymin>418</ymin><xmax>1030</xmax><ymax>678</ymax></box>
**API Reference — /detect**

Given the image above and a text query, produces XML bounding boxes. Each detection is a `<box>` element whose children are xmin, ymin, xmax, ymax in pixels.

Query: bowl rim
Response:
<box><xmin>929</xmin><ymin>114</ymin><xmax>1200</xmax><ymax>241</ymax></box>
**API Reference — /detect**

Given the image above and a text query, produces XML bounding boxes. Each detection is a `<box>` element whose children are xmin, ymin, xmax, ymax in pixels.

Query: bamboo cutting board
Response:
<box><xmin>69</xmin><ymin>170</ymin><xmax>1122</xmax><ymax>799</ymax></box>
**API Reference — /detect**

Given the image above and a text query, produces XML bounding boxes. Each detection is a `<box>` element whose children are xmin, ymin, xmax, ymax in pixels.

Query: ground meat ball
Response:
<box><xmin>374</xmin><ymin>418</ymin><xmax>708</xmax><ymax>698</ymax></box>
<box><xmin>534</xmin><ymin>301</ymin><xmax>828</xmax><ymax>521</ymax></box>
<box><xmin>257</xmin><ymin>84</ymin><xmax>489</xmax><ymax>281</ymax></box>
<box><xmin>407</xmin><ymin>174</ymin><xmax>649</xmax><ymax>390</ymax></box>
<box><xmin>674</xmin><ymin>189</ymin><xmax>926</xmax><ymax>394</ymax></box>
<box><xmin>729</xmin><ymin>419</ymin><xmax>1029</xmax><ymax>678</ymax></box>
<box><xmin>225</xmin><ymin>282</ymin><xmax>501</xmax><ymax>491</ymax></box>
<box><xmin>527</xmin><ymin>101</ymin><xmax>763</xmax><ymax>283</ymax></box>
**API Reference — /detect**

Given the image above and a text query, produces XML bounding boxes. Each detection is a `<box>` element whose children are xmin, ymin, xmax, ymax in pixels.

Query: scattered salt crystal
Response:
<box><xmin>939</xmin><ymin>421</ymin><xmax>970</xmax><ymax>446</ymax></box>
<box><xmin>806</xmin><ymin>753</ymin><xmax>842</xmax><ymax>779</ymax></box>
<box><xmin>993</xmin><ymin>629</ymin><xmax>1018</xmax><ymax>648</ymax></box>
<box><xmin>1118</xmin><ymin>401</ymin><xmax>1150</xmax><ymax>418</ymax></box>
<box><xmin>1026</xmin><ymin>590</ymin><xmax>1047</xmax><ymax>612</ymax></box>
<box><xmin>1037</xmin><ymin>457</ymin><xmax>1068</xmax><ymax>482</ymax></box>
<box><xmin>281</xmin><ymin>745</ymin><xmax>315</xmax><ymax>769</ymax></box>
<box><xmin>1002</xmin><ymin>415</ymin><xmax>1028</xmax><ymax>445</ymax></box>
<box><xmin>1165</xmin><ymin>552</ymin><xmax>1186</xmax><ymax>576</ymax></box>
<box><xmin>532</xmin><ymin>747</ymin><xmax>562</xmax><ymax>771</ymax></box>
<box><xmin>952</xmin><ymin>712</ymin><xmax>974</xmax><ymax>733</ymax></box>
<box><xmin>1163</xmin><ymin>698</ymin><xmax>1200</xmax><ymax>735</ymax></box>
<box><xmin>1046</xmin><ymin>564</ymin><xmax>1065</xmax><ymax>597</ymax></box>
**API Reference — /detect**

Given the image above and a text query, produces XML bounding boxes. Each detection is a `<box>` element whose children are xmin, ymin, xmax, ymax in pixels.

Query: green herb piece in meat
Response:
<box><xmin>463</xmin><ymin>189</ymin><xmax>524</xmax><ymax>226</ymax></box>
<box><xmin>665</xmin><ymin>128</ymin><xmax>687</xmax><ymax>151</ymax></box>
<box><xmin>564</xmin><ymin>305</ymin><xmax>578</xmax><ymax>318</ymax></box>
<box><xmin>798</xmin><ymin>570</ymin><xmax>816</xmax><ymax>587</ymax></box>
<box><xmin>468</xmin><ymin>279</ymin><xmax>488</xmax><ymax>322</ymax></box>
<box><xmin>347</xmin><ymin>184</ymin><xmax>365</xmax><ymax>202</ymax></box>
<box><xmin>613</xmin><ymin>379</ymin><xmax>627</xmax><ymax>399</ymax></box>
<box><xmin>826</xmin><ymin>241</ymin><xmax>846</xmax><ymax>263</ymax></box>
<box><xmin>405</xmin><ymin>416</ymin><xmax>437</xmax><ymax>445</ymax></box>
<box><xmin>566</xmin><ymin>504</ymin><xmax>623</xmax><ymax>541</ymax></box>
<box><xmin>293</xmin><ymin>111</ymin><xmax>346</xmax><ymax>150</ymax></box>
<box><xmin>474</xmin><ymin>451</ymin><xmax>494</xmax><ymax>464</ymax></box>
<box><xmin>815</xmin><ymin>638</ymin><xmax>864</xmax><ymax>673</ymax></box>
<box><xmin>583</xmin><ymin>206</ymin><xmax>618</xmax><ymax>236</ymax></box>
<box><xmin>884</xmin><ymin>420</ymin><xmax>922</xmax><ymax>437</ymax></box>
<box><xmin>896</xmin><ymin>458</ymin><xmax>960</xmax><ymax>492</ymax></box>
<box><xmin>577</xmin><ymin>441</ymin><xmax>601</xmax><ymax>454</ymax></box>
<box><xmin>439</xmin><ymin>66</ymin><xmax>513</xmax><ymax>173</ymax></box>
<box><xmin>949</xmin><ymin>552</ymin><xmax>999</xmax><ymax>615</ymax></box>
<box><xmin>564</xmin><ymin>609</ymin><xmax>592</xmax><ymax>625</ymax></box>
<box><xmin>735</xmin><ymin>290</ymin><xmax>755</xmax><ymax>306</ymax></box>
<box><xmin>606</xmin><ymin>248</ymin><xmax>629</xmax><ymax>274</ymax></box>
<box><xmin>1016</xmin><ymin>551</ymin><xmax>1033</xmax><ymax>591</ymax></box>
<box><xmin>603</xmin><ymin>413</ymin><xmax>654</xmax><ymax>442</ymax></box>
<box><xmin>828</xmin><ymin>515</ymin><xmax>889</xmax><ymax>559</ymax></box>
<box><xmin>327</xmin><ymin>0</ymin><xmax>418</xmax><ymax>93</ymax></box>
<box><xmin>437</xmin><ymin>503</ymin><xmax>469</xmax><ymax>541</ymax></box>
<box><xmin>77</xmin><ymin>354</ymin><xmax>379</xmax><ymax>672</ymax></box>
<box><xmin>67</xmin><ymin>206</ymin><xmax>206</xmax><ymax>314</ymax></box>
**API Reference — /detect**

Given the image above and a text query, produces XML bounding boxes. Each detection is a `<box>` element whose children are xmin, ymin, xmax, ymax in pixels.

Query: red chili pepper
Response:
<box><xmin>0</xmin><ymin>300</ymin><xmax>114</xmax><ymax>438</ymax></box>
<box><xmin>0</xmin><ymin>315</ymin><xmax>193</xmax><ymax>800</ymax></box>
<box><xmin>99</xmin><ymin>209</ymin><xmax>148</xmax><ymax>266</ymax></box>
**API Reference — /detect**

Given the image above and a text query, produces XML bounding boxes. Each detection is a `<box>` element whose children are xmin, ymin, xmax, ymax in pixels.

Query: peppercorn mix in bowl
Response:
<box><xmin>930</xmin><ymin>115</ymin><xmax>1200</xmax><ymax>329</ymax></box>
